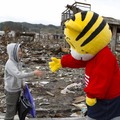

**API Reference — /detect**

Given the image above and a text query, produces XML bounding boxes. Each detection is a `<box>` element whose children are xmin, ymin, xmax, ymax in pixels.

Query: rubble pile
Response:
<box><xmin>1</xmin><ymin>37</ymin><xmax>119</xmax><ymax>118</ymax></box>
<box><xmin>0</xmin><ymin>37</ymin><xmax>87</xmax><ymax>118</ymax></box>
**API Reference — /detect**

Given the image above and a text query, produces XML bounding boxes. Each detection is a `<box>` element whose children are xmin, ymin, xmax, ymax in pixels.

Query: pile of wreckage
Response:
<box><xmin>0</xmin><ymin>35</ymin><xmax>120</xmax><ymax>119</ymax></box>
<box><xmin>0</xmin><ymin>37</ymin><xmax>88</xmax><ymax>119</ymax></box>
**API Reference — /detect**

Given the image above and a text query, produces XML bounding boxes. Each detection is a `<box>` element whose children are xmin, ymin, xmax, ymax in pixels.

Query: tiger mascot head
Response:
<box><xmin>64</xmin><ymin>11</ymin><xmax>112</xmax><ymax>61</ymax></box>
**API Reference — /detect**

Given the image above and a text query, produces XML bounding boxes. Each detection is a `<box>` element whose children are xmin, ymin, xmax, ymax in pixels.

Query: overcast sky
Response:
<box><xmin>0</xmin><ymin>0</ymin><xmax>120</xmax><ymax>26</ymax></box>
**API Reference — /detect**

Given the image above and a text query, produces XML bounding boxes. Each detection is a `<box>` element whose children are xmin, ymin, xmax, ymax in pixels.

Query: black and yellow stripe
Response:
<box><xmin>76</xmin><ymin>12</ymin><xmax>106</xmax><ymax>47</ymax></box>
<box><xmin>64</xmin><ymin>11</ymin><xmax>112</xmax><ymax>55</ymax></box>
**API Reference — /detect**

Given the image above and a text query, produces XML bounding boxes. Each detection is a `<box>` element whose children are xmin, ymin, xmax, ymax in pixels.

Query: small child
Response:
<box><xmin>4</xmin><ymin>43</ymin><xmax>44</xmax><ymax>120</ymax></box>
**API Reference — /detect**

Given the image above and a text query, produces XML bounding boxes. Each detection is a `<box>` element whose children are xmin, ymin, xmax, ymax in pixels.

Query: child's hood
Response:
<box><xmin>7</xmin><ymin>43</ymin><xmax>21</xmax><ymax>62</ymax></box>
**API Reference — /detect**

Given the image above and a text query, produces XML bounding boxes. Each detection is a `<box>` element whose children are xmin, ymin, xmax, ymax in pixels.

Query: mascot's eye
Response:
<box><xmin>81</xmin><ymin>49</ymin><xmax>89</xmax><ymax>54</ymax></box>
<box><xmin>65</xmin><ymin>37</ymin><xmax>70</xmax><ymax>41</ymax></box>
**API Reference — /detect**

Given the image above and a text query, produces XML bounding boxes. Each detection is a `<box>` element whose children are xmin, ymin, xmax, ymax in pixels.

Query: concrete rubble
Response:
<box><xmin>0</xmin><ymin>36</ymin><xmax>119</xmax><ymax>119</ymax></box>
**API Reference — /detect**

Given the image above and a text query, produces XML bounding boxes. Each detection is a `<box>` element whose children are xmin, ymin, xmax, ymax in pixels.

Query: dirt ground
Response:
<box><xmin>23</xmin><ymin>58</ymin><xmax>86</xmax><ymax>118</ymax></box>
<box><xmin>0</xmin><ymin>39</ymin><xmax>86</xmax><ymax>118</ymax></box>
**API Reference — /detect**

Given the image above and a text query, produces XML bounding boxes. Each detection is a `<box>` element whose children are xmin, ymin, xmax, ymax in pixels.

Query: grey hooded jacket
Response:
<box><xmin>4</xmin><ymin>43</ymin><xmax>34</xmax><ymax>92</ymax></box>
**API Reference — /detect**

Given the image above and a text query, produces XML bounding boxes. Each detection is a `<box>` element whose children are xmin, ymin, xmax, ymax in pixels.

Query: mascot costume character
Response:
<box><xmin>49</xmin><ymin>11</ymin><xmax>120</xmax><ymax>120</ymax></box>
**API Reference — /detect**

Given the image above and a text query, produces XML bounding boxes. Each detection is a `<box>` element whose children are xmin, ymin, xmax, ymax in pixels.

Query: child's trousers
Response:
<box><xmin>4</xmin><ymin>90</ymin><xmax>21</xmax><ymax>120</ymax></box>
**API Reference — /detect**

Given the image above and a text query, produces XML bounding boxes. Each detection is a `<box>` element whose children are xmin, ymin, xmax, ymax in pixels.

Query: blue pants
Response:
<box><xmin>87</xmin><ymin>96</ymin><xmax>120</xmax><ymax>120</ymax></box>
<box><xmin>87</xmin><ymin>116</ymin><xmax>120</xmax><ymax>120</ymax></box>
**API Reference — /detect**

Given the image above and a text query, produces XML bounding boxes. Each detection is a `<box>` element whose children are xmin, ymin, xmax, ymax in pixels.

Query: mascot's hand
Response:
<box><xmin>86</xmin><ymin>96</ymin><xmax>97</xmax><ymax>106</ymax></box>
<box><xmin>49</xmin><ymin>57</ymin><xmax>62</xmax><ymax>72</ymax></box>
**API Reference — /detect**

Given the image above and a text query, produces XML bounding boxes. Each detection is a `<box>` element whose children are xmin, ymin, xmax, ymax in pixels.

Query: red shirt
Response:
<box><xmin>61</xmin><ymin>46</ymin><xmax>120</xmax><ymax>99</ymax></box>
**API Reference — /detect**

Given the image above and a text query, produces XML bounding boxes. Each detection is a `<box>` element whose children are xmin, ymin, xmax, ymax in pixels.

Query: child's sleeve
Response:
<box><xmin>6</xmin><ymin>61</ymin><xmax>34</xmax><ymax>79</ymax></box>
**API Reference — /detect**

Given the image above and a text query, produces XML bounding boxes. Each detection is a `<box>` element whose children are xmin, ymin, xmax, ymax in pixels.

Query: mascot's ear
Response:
<box><xmin>65</xmin><ymin>15</ymin><xmax>82</xmax><ymax>32</ymax></box>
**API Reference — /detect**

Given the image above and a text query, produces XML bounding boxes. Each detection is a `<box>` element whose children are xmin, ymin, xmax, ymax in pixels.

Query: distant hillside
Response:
<box><xmin>0</xmin><ymin>21</ymin><xmax>62</xmax><ymax>34</ymax></box>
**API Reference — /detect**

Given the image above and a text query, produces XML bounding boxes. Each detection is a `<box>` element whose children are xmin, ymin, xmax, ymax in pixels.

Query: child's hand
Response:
<box><xmin>34</xmin><ymin>70</ymin><xmax>44</xmax><ymax>77</ymax></box>
<box><xmin>22</xmin><ymin>81</ymin><xmax>26</xmax><ymax>89</ymax></box>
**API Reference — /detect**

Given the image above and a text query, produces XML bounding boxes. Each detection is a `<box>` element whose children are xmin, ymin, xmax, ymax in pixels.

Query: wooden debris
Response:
<box><xmin>46</xmin><ymin>91</ymin><xmax>55</xmax><ymax>97</ymax></box>
<box><xmin>0</xmin><ymin>95</ymin><xmax>5</xmax><ymax>99</ymax></box>
<box><xmin>73</xmin><ymin>96</ymin><xmax>85</xmax><ymax>104</ymax></box>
